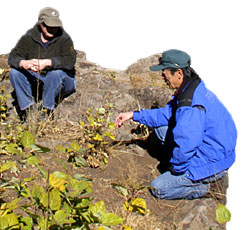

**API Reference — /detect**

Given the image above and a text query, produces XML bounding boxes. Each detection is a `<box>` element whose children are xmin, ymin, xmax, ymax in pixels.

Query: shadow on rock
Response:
<box><xmin>127</xmin><ymin>129</ymin><xmax>173</xmax><ymax>174</ymax></box>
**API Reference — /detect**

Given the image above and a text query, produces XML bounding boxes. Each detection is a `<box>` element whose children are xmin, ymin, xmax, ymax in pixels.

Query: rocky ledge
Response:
<box><xmin>0</xmin><ymin>51</ymin><xmax>228</xmax><ymax>230</ymax></box>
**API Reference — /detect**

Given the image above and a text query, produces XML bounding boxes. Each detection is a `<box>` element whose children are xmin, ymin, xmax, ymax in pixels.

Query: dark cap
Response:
<box><xmin>150</xmin><ymin>49</ymin><xmax>191</xmax><ymax>71</ymax></box>
<box><xmin>38</xmin><ymin>7</ymin><xmax>62</xmax><ymax>27</ymax></box>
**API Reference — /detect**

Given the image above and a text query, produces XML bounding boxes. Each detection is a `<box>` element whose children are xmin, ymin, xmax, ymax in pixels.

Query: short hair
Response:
<box><xmin>168</xmin><ymin>67</ymin><xmax>199</xmax><ymax>79</ymax></box>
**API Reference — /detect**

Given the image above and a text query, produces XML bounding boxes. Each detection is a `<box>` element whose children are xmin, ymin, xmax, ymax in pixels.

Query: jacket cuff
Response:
<box><xmin>133</xmin><ymin>111</ymin><xmax>140</xmax><ymax>122</ymax></box>
<box><xmin>50</xmin><ymin>57</ymin><xmax>61</xmax><ymax>68</ymax></box>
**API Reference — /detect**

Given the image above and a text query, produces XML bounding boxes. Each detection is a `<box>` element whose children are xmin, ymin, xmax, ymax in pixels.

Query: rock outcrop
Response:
<box><xmin>0</xmin><ymin>51</ymin><xmax>228</xmax><ymax>230</ymax></box>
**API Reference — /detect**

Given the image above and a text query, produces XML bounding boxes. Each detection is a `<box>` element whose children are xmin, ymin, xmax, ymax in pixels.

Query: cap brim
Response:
<box><xmin>150</xmin><ymin>63</ymin><xmax>182</xmax><ymax>71</ymax></box>
<box><xmin>150</xmin><ymin>64</ymin><xmax>165</xmax><ymax>71</ymax></box>
<box><xmin>43</xmin><ymin>18</ymin><xmax>62</xmax><ymax>27</ymax></box>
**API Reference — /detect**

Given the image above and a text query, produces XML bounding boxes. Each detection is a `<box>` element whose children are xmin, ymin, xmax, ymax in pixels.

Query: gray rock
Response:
<box><xmin>0</xmin><ymin>50</ymin><xmax>228</xmax><ymax>230</ymax></box>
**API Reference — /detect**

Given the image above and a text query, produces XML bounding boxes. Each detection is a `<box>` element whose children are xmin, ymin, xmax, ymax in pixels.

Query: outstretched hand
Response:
<box><xmin>115</xmin><ymin>112</ymin><xmax>134</xmax><ymax>128</ymax></box>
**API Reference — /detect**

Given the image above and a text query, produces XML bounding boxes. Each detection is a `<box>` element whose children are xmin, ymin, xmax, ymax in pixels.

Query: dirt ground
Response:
<box><xmin>0</xmin><ymin>124</ymin><xmax>227</xmax><ymax>230</ymax></box>
<box><xmin>0</xmin><ymin>51</ymin><xmax>229</xmax><ymax>230</ymax></box>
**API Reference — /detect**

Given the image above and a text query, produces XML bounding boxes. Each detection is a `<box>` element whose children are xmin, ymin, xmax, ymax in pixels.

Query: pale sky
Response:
<box><xmin>1</xmin><ymin>1</ymin><xmax>244</xmax><ymax>229</ymax></box>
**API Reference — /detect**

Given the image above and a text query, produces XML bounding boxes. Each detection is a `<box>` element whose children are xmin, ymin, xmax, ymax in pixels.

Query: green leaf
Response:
<box><xmin>130</xmin><ymin>198</ymin><xmax>147</xmax><ymax>215</ymax></box>
<box><xmin>31</xmin><ymin>144</ymin><xmax>50</xmax><ymax>153</ymax></box>
<box><xmin>98</xmin><ymin>226</ymin><xmax>113</xmax><ymax>230</ymax></box>
<box><xmin>70</xmin><ymin>142</ymin><xmax>81</xmax><ymax>152</ymax></box>
<box><xmin>20</xmin><ymin>216</ymin><xmax>33</xmax><ymax>229</ymax></box>
<box><xmin>93</xmin><ymin>133</ymin><xmax>103</xmax><ymax>141</ymax></box>
<box><xmin>5</xmin><ymin>143</ymin><xmax>18</xmax><ymax>154</ymax></box>
<box><xmin>49</xmin><ymin>173</ymin><xmax>67</xmax><ymax>192</ymax></box>
<box><xmin>21</xmin><ymin>187</ymin><xmax>31</xmax><ymax>198</ymax></box>
<box><xmin>73</xmin><ymin>174</ymin><xmax>92</xmax><ymax>182</ymax></box>
<box><xmin>90</xmin><ymin>201</ymin><xmax>106</xmax><ymax>219</ymax></box>
<box><xmin>101</xmin><ymin>213</ymin><xmax>124</xmax><ymax>226</ymax></box>
<box><xmin>21</xmin><ymin>131</ymin><xmax>35</xmax><ymax>148</ymax></box>
<box><xmin>77</xmin><ymin>198</ymin><xmax>91</xmax><ymax>208</ymax></box>
<box><xmin>38</xmin><ymin>216</ymin><xmax>47</xmax><ymax>230</ymax></box>
<box><xmin>76</xmin><ymin>180</ymin><xmax>91</xmax><ymax>194</ymax></box>
<box><xmin>63</xmin><ymin>201</ymin><xmax>72</xmax><ymax>215</ymax></box>
<box><xmin>0</xmin><ymin>216</ymin><xmax>8</xmax><ymax>229</ymax></box>
<box><xmin>32</xmin><ymin>184</ymin><xmax>45</xmax><ymax>201</ymax></box>
<box><xmin>36</xmin><ymin>165</ymin><xmax>48</xmax><ymax>178</ymax></box>
<box><xmin>104</xmin><ymin>131</ymin><xmax>115</xmax><ymax>140</ymax></box>
<box><xmin>41</xmin><ymin>192</ymin><xmax>48</xmax><ymax>208</ymax></box>
<box><xmin>98</xmin><ymin>107</ymin><xmax>106</xmax><ymax>115</ymax></box>
<box><xmin>54</xmin><ymin>209</ymin><xmax>67</xmax><ymax>223</ymax></box>
<box><xmin>108</xmin><ymin>122</ymin><xmax>116</xmax><ymax>130</ymax></box>
<box><xmin>55</xmin><ymin>144</ymin><xmax>67</xmax><ymax>153</ymax></box>
<box><xmin>24</xmin><ymin>177</ymin><xmax>37</xmax><ymax>182</ymax></box>
<box><xmin>107</xmin><ymin>102</ymin><xmax>114</xmax><ymax>108</ymax></box>
<box><xmin>0</xmin><ymin>213</ymin><xmax>19</xmax><ymax>229</ymax></box>
<box><xmin>111</xmin><ymin>183</ymin><xmax>128</xmax><ymax>197</ymax></box>
<box><xmin>74</xmin><ymin>156</ymin><xmax>88</xmax><ymax>167</ymax></box>
<box><xmin>68</xmin><ymin>178</ymin><xmax>91</xmax><ymax>197</ymax></box>
<box><xmin>81</xmin><ymin>211</ymin><xmax>93</xmax><ymax>223</ymax></box>
<box><xmin>6</xmin><ymin>198</ymin><xmax>21</xmax><ymax>211</ymax></box>
<box><xmin>0</xmin><ymin>161</ymin><xmax>16</xmax><ymax>173</ymax></box>
<box><xmin>88</xmin><ymin>116</ymin><xmax>95</xmax><ymax>126</ymax></box>
<box><xmin>123</xmin><ymin>226</ymin><xmax>132</xmax><ymax>230</ymax></box>
<box><xmin>53</xmin><ymin>171</ymin><xmax>68</xmax><ymax>179</ymax></box>
<box><xmin>26</xmin><ymin>156</ymin><xmax>40</xmax><ymax>165</ymax></box>
<box><xmin>50</xmin><ymin>189</ymin><xmax>61</xmax><ymax>211</ymax></box>
<box><xmin>216</xmin><ymin>203</ymin><xmax>231</xmax><ymax>224</ymax></box>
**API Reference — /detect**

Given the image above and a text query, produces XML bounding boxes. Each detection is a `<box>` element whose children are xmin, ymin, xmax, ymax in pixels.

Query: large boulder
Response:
<box><xmin>0</xmin><ymin>50</ymin><xmax>228</xmax><ymax>230</ymax></box>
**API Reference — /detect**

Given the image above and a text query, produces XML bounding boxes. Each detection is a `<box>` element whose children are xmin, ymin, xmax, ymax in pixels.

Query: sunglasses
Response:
<box><xmin>42</xmin><ymin>22</ymin><xmax>59</xmax><ymax>30</ymax></box>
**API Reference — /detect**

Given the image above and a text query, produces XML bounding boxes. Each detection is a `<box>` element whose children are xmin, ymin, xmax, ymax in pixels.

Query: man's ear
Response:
<box><xmin>177</xmin><ymin>69</ymin><xmax>184</xmax><ymax>79</ymax></box>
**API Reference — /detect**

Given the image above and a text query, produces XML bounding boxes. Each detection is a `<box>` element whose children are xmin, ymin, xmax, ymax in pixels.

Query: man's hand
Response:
<box><xmin>19</xmin><ymin>59</ymin><xmax>52</xmax><ymax>72</ymax></box>
<box><xmin>32</xmin><ymin>59</ymin><xmax>52</xmax><ymax>72</ymax></box>
<box><xmin>19</xmin><ymin>60</ymin><xmax>35</xmax><ymax>70</ymax></box>
<box><xmin>115</xmin><ymin>112</ymin><xmax>134</xmax><ymax>128</ymax></box>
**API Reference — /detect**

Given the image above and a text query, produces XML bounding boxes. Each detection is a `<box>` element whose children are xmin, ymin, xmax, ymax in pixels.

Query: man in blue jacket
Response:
<box><xmin>115</xmin><ymin>49</ymin><xmax>237</xmax><ymax>199</ymax></box>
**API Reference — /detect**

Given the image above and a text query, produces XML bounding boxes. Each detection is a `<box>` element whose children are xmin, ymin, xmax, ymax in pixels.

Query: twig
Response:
<box><xmin>45</xmin><ymin>170</ymin><xmax>50</xmax><ymax>230</ymax></box>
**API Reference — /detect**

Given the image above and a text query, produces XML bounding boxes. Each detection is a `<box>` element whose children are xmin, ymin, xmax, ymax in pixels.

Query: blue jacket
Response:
<box><xmin>133</xmin><ymin>81</ymin><xmax>237</xmax><ymax>181</ymax></box>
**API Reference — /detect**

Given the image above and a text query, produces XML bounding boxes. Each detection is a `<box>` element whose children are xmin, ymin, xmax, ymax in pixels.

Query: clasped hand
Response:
<box><xmin>19</xmin><ymin>59</ymin><xmax>51</xmax><ymax>72</ymax></box>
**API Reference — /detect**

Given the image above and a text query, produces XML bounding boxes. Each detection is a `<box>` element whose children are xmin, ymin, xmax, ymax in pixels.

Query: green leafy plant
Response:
<box><xmin>0</xmin><ymin>161</ymin><xmax>19</xmax><ymax>193</ymax></box>
<box><xmin>56</xmin><ymin>103</ymin><xmax>116</xmax><ymax>168</ymax></box>
<box><xmin>0</xmin><ymin>85</ymin><xmax>11</xmax><ymax>123</ymax></box>
<box><xmin>8</xmin><ymin>170</ymin><xmax>124</xmax><ymax>229</ymax></box>
<box><xmin>0</xmin><ymin>198</ymin><xmax>21</xmax><ymax>229</ymax></box>
<box><xmin>87</xmin><ymin>200</ymin><xmax>124</xmax><ymax>229</ymax></box>
<box><xmin>79</xmin><ymin>103</ymin><xmax>116</xmax><ymax>165</ymax></box>
<box><xmin>216</xmin><ymin>203</ymin><xmax>231</xmax><ymax>224</ymax></box>
<box><xmin>0</xmin><ymin>128</ymin><xmax>50</xmax><ymax>157</ymax></box>
<box><xmin>56</xmin><ymin>141</ymin><xmax>89</xmax><ymax>168</ymax></box>
<box><xmin>21</xmin><ymin>130</ymin><xmax>50</xmax><ymax>155</ymax></box>
<box><xmin>111</xmin><ymin>183</ymin><xmax>149</xmax><ymax>216</ymax></box>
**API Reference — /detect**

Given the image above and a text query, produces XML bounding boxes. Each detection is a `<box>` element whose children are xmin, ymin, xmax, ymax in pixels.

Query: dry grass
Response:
<box><xmin>117</xmin><ymin>207</ymin><xmax>172</xmax><ymax>230</ymax></box>
<box><xmin>4</xmin><ymin>102</ymin><xmax>227</xmax><ymax>230</ymax></box>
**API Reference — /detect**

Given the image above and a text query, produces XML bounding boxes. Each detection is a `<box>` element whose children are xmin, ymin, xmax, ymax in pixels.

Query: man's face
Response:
<box><xmin>162</xmin><ymin>69</ymin><xmax>183</xmax><ymax>89</ymax></box>
<box><xmin>40</xmin><ymin>23</ymin><xmax>59</xmax><ymax>40</ymax></box>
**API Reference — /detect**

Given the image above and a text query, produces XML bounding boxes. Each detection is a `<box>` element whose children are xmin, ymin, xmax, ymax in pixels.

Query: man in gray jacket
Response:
<box><xmin>8</xmin><ymin>7</ymin><xmax>76</xmax><ymax>121</ymax></box>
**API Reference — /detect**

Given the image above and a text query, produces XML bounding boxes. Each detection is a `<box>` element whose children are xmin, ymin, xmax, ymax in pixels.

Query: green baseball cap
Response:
<box><xmin>38</xmin><ymin>7</ymin><xmax>62</xmax><ymax>27</ymax></box>
<box><xmin>150</xmin><ymin>49</ymin><xmax>191</xmax><ymax>71</ymax></box>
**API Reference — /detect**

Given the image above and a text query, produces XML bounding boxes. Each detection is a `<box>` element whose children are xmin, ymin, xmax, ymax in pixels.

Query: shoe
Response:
<box><xmin>20</xmin><ymin>104</ymin><xmax>38</xmax><ymax>122</ymax></box>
